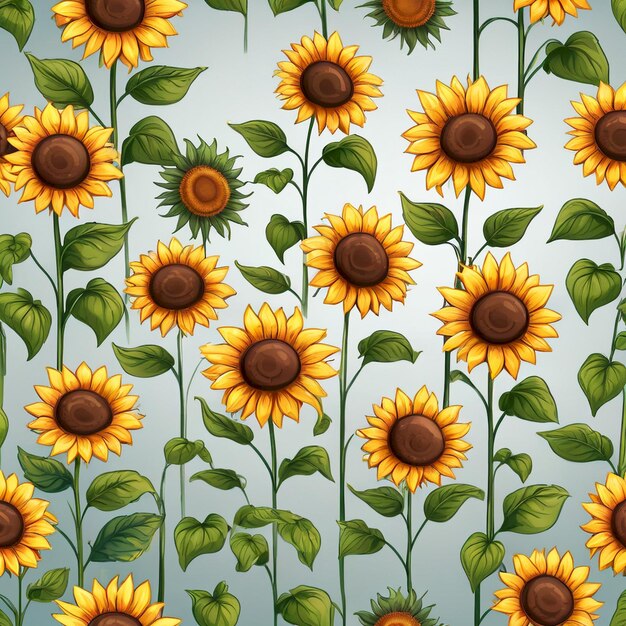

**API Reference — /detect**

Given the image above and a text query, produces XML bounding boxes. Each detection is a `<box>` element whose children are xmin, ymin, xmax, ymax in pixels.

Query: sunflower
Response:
<box><xmin>565</xmin><ymin>81</ymin><xmax>626</xmax><ymax>190</ymax></box>
<box><xmin>301</xmin><ymin>203</ymin><xmax>421</xmax><ymax>318</ymax></box>
<box><xmin>52</xmin><ymin>0</ymin><xmax>187</xmax><ymax>69</ymax></box>
<box><xmin>432</xmin><ymin>252</ymin><xmax>561</xmax><ymax>379</ymax></box>
<box><xmin>514</xmin><ymin>0</ymin><xmax>590</xmax><ymax>25</ymax></box>
<box><xmin>5</xmin><ymin>103</ymin><xmax>121</xmax><ymax>217</ymax></box>
<box><xmin>356</xmin><ymin>588</ymin><xmax>444</xmax><ymax>626</ymax></box>
<box><xmin>357</xmin><ymin>386</ymin><xmax>471</xmax><ymax>493</ymax></box>
<box><xmin>126</xmin><ymin>237</ymin><xmax>235</xmax><ymax>337</ymax></box>
<box><xmin>54</xmin><ymin>574</ymin><xmax>181</xmax><ymax>626</ymax></box>
<box><xmin>493</xmin><ymin>548</ymin><xmax>602</xmax><ymax>626</ymax></box>
<box><xmin>275</xmin><ymin>31</ymin><xmax>383</xmax><ymax>134</ymax></box>
<box><xmin>156</xmin><ymin>137</ymin><xmax>249</xmax><ymax>241</ymax></box>
<box><xmin>0</xmin><ymin>472</ymin><xmax>56</xmax><ymax>577</ymax></box>
<box><xmin>361</xmin><ymin>0</ymin><xmax>456</xmax><ymax>53</ymax></box>
<box><xmin>200</xmin><ymin>303</ymin><xmax>338</xmax><ymax>428</ymax></box>
<box><xmin>0</xmin><ymin>93</ymin><xmax>23</xmax><ymax>196</ymax></box>
<box><xmin>403</xmin><ymin>75</ymin><xmax>536</xmax><ymax>200</ymax></box>
<box><xmin>581</xmin><ymin>472</ymin><xmax>626</xmax><ymax>575</ymax></box>
<box><xmin>25</xmin><ymin>362</ymin><xmax>143</xmax><ymax>464</ymax></box>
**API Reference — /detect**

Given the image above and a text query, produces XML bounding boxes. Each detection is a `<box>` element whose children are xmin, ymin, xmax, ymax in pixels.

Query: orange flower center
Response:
<box><xmin>382</xmin><ymin>0</ymin><xmax>436</xmax><ymax>28</ymax></box>
<box><xmin>440</xmin><ymin>113</ymin><xmax>497</xmax><ymax>163</ymax></box>
<box><xmin>241</xmin><ymin>339</ymin><xmax>301</xmax><ymax>391</ymax></box>
<box><xmin>149</xmin><ymin>263</ymin><xmax>205</xmax><ymax>310</ymax></box>
<box><xmin>389</xmin><ymin>414</ymin><xmax>444</xmax><ymax>466</ymax></box>
<box><xmin>595</xmin><ymin>110</ymin><xmax>626</xmax><ymax>162</ymax></box>
<box><xmin>55</xmin><ymin>390</ymin><xmax>113</xmax><ymax>436</ymax></box>
<box><xmin>521</xmin><ymin>575</ymin><xmax>574</xmax><ymax>626</ymax></box>
<box><xmin>0</xmin><ymin>502</ymin><xmax>24</xmax><ymax>548</ymax></box>
<box><xmin>470</xmin><ymin>291</ymin><xmax>529</xmax><ymax>345</ymax></box>
<box><xmin>334</xmin><ymin>233</ymin><xmax>389</xmax><ymax>287</ymax></box>
<box><xmin>300</xmin><ymin>61</ymin><xmax>354</xmax><ymax>108</ymax></box>
<box><xmin>611</xmin><ymin>500</ymin><xmax>626</xmax><ymax>547</ymax></box>
<box><xmin>179</xmin><ymin>165</ymin><xmax>231</xmax><ymax>217</ymax></box>
<box><xmin>375</xmin><ymin>612</ymin><xmax>421</xmax><ymax>626</ymax></box>
<box><xmin>85</xmin><ymin>0</ymin><xmax>146</xmax><ymax>33</ymax></box>
<box><xmin>0</xmin><ymin>124</ymin><xmax>15</xmax><ymax>158</ymax></box>
<box><xmin>89</xmin><ymin>614</ymin><xmax>142</xmax><ymax>626</ymax></box>
<box><xmin>32</xmin><ymin>134</ymin><xmax>91</xmax><ymax>189</ymax></box>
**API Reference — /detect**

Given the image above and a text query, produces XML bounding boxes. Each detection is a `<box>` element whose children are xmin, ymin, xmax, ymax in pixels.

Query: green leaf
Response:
<box><xmin>338</xmin><ymin>519</ymin><xmax>385</xmax><ymax>557</ymax></box>
<box><xmin>567</xmin><ymin>259</ymin><xmax>621</xmax><ymax>324</ymax></box>
<box><xmin>327</xmin><ymin>0</ymin><xmax>343</xmax><ymax>8</ymax></box>
<box><xmin>204</xmin><ymin>0</ymin><xmax>246</xmax><ymax>13</ymax></box>
<box><xmin>543</xmin><ymin>31</ymin><xmax>610</xmax><ymax>86</ymax></box>
<box><xmin>191</xmin><ymin>469</ymin><xmax>245</xmax><ymax>491</ymax></box>
<box><xmin>164</xmin><ymin>438</ymin><xmax>211</xmax><ymax>465</ymax></box>
<box><xmin>322</xmin><ymin>135</ymin><xmax>377</xmax><ymax>192</ymax></box>
<box><xmin>578</xmin><ymin>353</ymin><xmax>626</xmax><ymax>416</ymax></box>
<box><xmin>62</xmin><ymin>220</ymin><xmax>136</xmax><ymax>272</ymax></box>
<box><xmin>499</xmin><ymin>376</ymin><xmax>558</xmax><ymax>423</ymax></box>
<box><xmin>400</xmin><ymin>193</ymin><xmax>459</xmax><ymax>245</ymax></box>
<box><xmin>197</xmin><ymin>396</ymin><xmax>254</xmax><ymax>445</ymax></box>
<box><xmin>255</xmin><ymin>168</ymin><xmax>294</xmax><ymax>193</ymax></box>
<box><xmin>610</xmin><ymin>589</ymin><xmax>626</xmax><ymax>626</ymax></box>
<box><xmin>268</xmin><ymin>0</ymin><xmax>313</xmax><ymax>15</ymax></box>
<box><xmin>0</xmin><ymin>409</ymin><xmax>8</xmax><ymax>451</ymax></box>
<box><xmin>539</xmin><ymin>423</ymin><xmax>613</xmax><ymax>463</ymax></box>
<box><xmin>548</xmin><ymin>198</ymin><xmax>615</xmax><ymax>242</ymax></box>
<box><xmin>348</xmin><ymin>484</ymin><xmax>404</xmax><ymax>518</ymax></box>
<box><xmin>122</xmin><ymin>116</ymin><xmax>179</xmax><ymax>166</ymax></box>
<box><xmin>0</xmin><ymin>233</ymin><xmax>31</xmax><ymax>285</ymax></box>
<box><xmin>0</xmin><ymin>0</ymin><xmax>34</xmax><ymax>50</ymax></box>
<box><xmin>175</xmin><ymin>514</ymin><xmax>229</xmax><ymax>570</ymax></box>
<box><xmin>66</xmin><ymin>279</ymin><xmax>124</xmax><ymax>346</ymax></box>
<box><xmin>615</xmin><ymin>331</ymin><xmax>626</xmax><ymax>351</ymax></box>
<box><xmin>26</xmin><ymin>53</ymin><xmax>94</xmax><ymax>108</ymax></box>
<box><xmin>494</xmin><ymin>448</ymin><xmax>512</xmax><ymax>463</ymax></box>
<box><xmin>26</xmin><ymin>568</ymin><xmax>69</xmax><ymax>602</ymax></box>
<box><xmin>124</xmin><ymin>65</ymin><xmax>206</xmax><ymax>105</ymax></box>
<box><xmin>277</xmin><ymin>586</ymin><xmax>335</xmax><ymax>626</ymax></box>
<box><xmin>501</xmin><ymin>453</ymin><xmax>533</xmax><ymax>483</ymax></box>
<box><xmin>235</xmin><ymin>261</ymin><xmax>291</xmax><ymax>294</ymax></box>
<box><xmin>17</xmin><ymin>447</ymin><xmax>72</xmax><ymax>493</ymax></box>
<box><xmin>461</xmin><ymin>532</ymin><xmax>505</xmax><ymax>592</ymax></box>
<box><xmin>230</xmin><ymin>532</ymin><xmax>269</xmax><ymax>572</ymax></box>
<box><xmin>357</xmin><ymin>330</ymin><xmax>420</xmax><ymax>366</ymax></box>
<box><xmin>266</xmin><ymin>215</ymin><xmax>305</xmax><ymax>263</ymax></box>
<box><xmin>0</xmin><ymin>610</ymin><xmax>9</xmax><ymax>626</ymax></box>
<box><xmin>278</xmin><ymin>446</ymin><xmax>333</xmax><ymax>485</ymax></box>
<box><xmin>229</xmin><ymin>120</ymin><xmax>288</xmax><ymax>158</ymax></box>
<box><xmin>614</xmin><ymin>0</ymin><xmax>626</xmax><ymax>33</ymax></box>
<box><xmin>0</xmin><ymin>289</ymin><xmax>51</xmax><ymax>359</ymax></box>
<box><xmin>187</xmin><ymin>584</ymin><xmax>240</xmax><ymax>626</ymax></box>
<box><xmin>619</xmin><ymin>298</ymin><xmax>626</xmax><ymax>324</ymax></box>
<box><xmin>86</xmin><ymin>470</ymin><xmax>155</xmax><ymax>512</ymax></box>
<box><xmin>233</xmin><ymin>505</ymin><xmax>299</xmax><ymax>528</ymax></box>
<box><xmin>278</xmin><ymin>518</ymin><xmax>321</xmax><ymax>569</ymax></box>
<box><xmin>90</xmin><ymin>513</ymin><xmax>162</xmax><ymax>562</ymax></box>
<box><xmin>500</xmin><ymin>485</ymin><xmax>569</xmax><ymax>534</ymax></box>
<box><xmin>113</xmin><ymin>343</ymin><xmax>175</xmax><ymax>378</ymax></box>
<box><xmin>424</xmin><ymin>484</ymin><xmax>485</xmax><ymax>522</ymax></box>
<box><xmin>313</xmin><ymin>412</ymin><xmax>331</xmax><ymax>436</ymax></box>
<box><xmin>483</xmin><ymin>206</ymin><xmax>543</xmax><ymax>247</ymax></box>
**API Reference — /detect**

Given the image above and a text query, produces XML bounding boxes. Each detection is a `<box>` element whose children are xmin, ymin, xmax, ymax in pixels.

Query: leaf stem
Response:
<box><xmin>517</xmin><ymin>8</ymin><xmax>526</xmax><ymax>114</ymax></box>
<box><xmin>486</xmin><ymin>375</ymin><xmax>495</xmax><ymax>540</ymax></box>
<box><xmin>177</xmin><ymin>330</ymin><xmax>186</xmax><ymax>518</ymax></box>
<box><xmin>72</xmin><ymin>460</ymin><xmax>84</xmax><ymax>587</ymax></box>
<box><xmin>87</xmin><ymin>106</ymin><xmax>106</xmax><ymax>127</ymax></box>
<box><xmin>268</xmin><ymin>419</ymin><xmax>279</xmax><ymax>626</ymax></box>
<box><xmin>473</xmin><ymin>0</ymin><xmax>480</xmax><ymax>79</ymax></box>
<box><xmin>53</xmin><ymin>214</ymin><xmax>64</xmax><ymax>370</ymax></box>
<box><xmin>318</xmin><ymin>0</ymin><xmax>328</xmax><ymax>38</ymax></box>
<box><xmin>618</xmin><ymin>389</ymin><xmax>626</xmax><ymax>476</ymax></box>
<box><xmin>405</xmin><ymin>489</ymin><xmax>413</xmax><ymax>593</ymax></box>
<box><xmin>300</xmin><ymin>118</ymin><xmax>315</xmax><ymax>316</ymax></box>
<box><xmin>157</xmin><ymin>465</ymin><xmax>168</xmax><ymax>603</ymax></box>
<box><xmin>29</xmin><ymin>251</ymin><xmax>57</xmax><ymax>297</ymax></box>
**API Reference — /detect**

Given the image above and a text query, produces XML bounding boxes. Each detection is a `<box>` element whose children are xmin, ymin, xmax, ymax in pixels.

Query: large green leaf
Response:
<box><xmin>255</xmin><ymin>168</ymin><xmax>294</xmax><ymax>194</ymax></box>
<box><xmin>483</xmin><ymin>207</ymin><xmax>543</xmax><ymax>247</ymax></box>
<box><xmin>499</xmin><ymin>376</ymin><xmax>558</xmax><ymax>423</ymax></box>
<box><xmin>612</xmin><ymin>0</ymin><xmax>626</xmax><ymax>34</ymax></box>
<box><xmin>494</xmin><ymin>449</ymin><xmax>533</xmax><ymax>483</ymax></box>
<box><xmin>125</xmin><ymin>65</ymin><xmax>206</xmax><ymax>105</ymax></box>
<box><xmin>164</xmin><ymin>438</ymin><xmax>211</xmax><ymax>465</ymax></box>
<box><xmin>278</xmin><ymin>446</ymin><xmax>333</xmax><ymax>485</ymax></box>
<box><xmin>266</xmin><ymin>215</ymin><xmax>305</xmax><ymax>263</ymax></box>
<box><xmin>0</xmin><ymin>233</ymin><xmax>31</xmax><ymax>285</ymax></box>
<box><xmin>610</xmin><ymin>589</ymin><xmax>626</xmax><ymax>626</ymax></box>
<box><xmin>197</xmin><ymin>396</ymin><xmax>254</xmax><ymax>444</ymax></box>
<box><xmin>461</xmin><ymin>532</ymin><xmax>505</xmax><ymax>592</ymax></box>
<box><xmin>191</xmin><ymin>469</ymin><xmax>245</xmax><ymax>491</ymax></box>
<box><xmin>348</xmin><ymin>484</ymin><xmax>404</xmax><ymax>518</ymax></box>
<box><xmin>338</xmin><ymin>519</ymin><xmax>385</xmax><ymax>557</ymax></box>
<box><xmin>122</xmin><ymin>116</ymin><xmax>179</xmax><ymax>166</ymax></box>
<box><xmin>500</xmin><ymin>485</ymin><xmax>569</xmax><ymax>534</ymax></box>
<box><xmin>278</xmin><ymin>518</ymin><xmax>321</xmax><ymax>569</ymax></box>
<box><xmin>17</xmin><ymin>447</ymin><xmax>72</xmax><ymax>493</ymax></box>
<box><xmin>175</xmin><ymin>514</ymin><xmax>229</xmax><ymax>570</ymax></box>
<box><xmin>566</xmin><ymin>259</ymin><xmax>621</xmax><ymax>323</ymax></box>
<box><xmin>578</xmin><ymin>353</ymin><xmax>626</xmax><ymax>416</ymax></box>
<box><xmin>322</xmin><ymin>135</ymin><xmax>377</xmax><ymax>192</ymax></box>
<box><xmin>548</xmin><ymin>198</ymin><xmax>615</xmax><ymax>242</ymax></box>
<box><xmin>539</xmin><ymin>424</ymin><xmax>613</xmax><ymax>463</ymax></box>
<box><xmin>89</xmin><ymin>513</ymin><xmax>162</xmax><ymax>562</ymax></box>
<box><xmin>400</xmin><ymin>193</ymin><xmax>458</xmax><ymax>245</ymax></box>
<box><xmin>0</xmin><ymin>0</ymin><xmax>34</xmax><ymax>50</ymax></box>
<box><xmin>235</xmin><ymin>261</ymin><xmax>291</xmax><ymax>294</ymax></box>
<box><xmin>204</xmin><ymin>0</ymin><xmax>246</xmax><ymax>13</ymax></box>
<box><xmin>233</xmin><ymin>505</ymin><xmax>299</xmax><ymax>528</ymax></box>
<box><xmin>229</xmin><ymin>120</ymin><xmax>288</xmax><ymax>158</ymax></box>
<box><xmin>86</xmin><ymin>470</ymin><xmax>155</xmax><ymax>511</ymax></box>
<box><xmin>424</xmin><ymin>484</ymin><xmax>484</xmax><ymax>523</ymax></box>
<box><xmin>113</xmin><ymin>343</ymin><xmax>175</xmax><ymax>378</ymax></box>
<box><xmin>230</xmin><ymin>532</ymin><xmax>269</xmax><ymax>572</ymax></box>
<box><xmin>277</xmin><ymin>586</ymin><xmax>335</xmax><ymax>626</ymax></box>
<box><xmin>357</xmin><ymin>330</ymin><xmax>420</xmax><ymax>366</ymax></box>
<box><xmin>26</xmin><ymin>568</ymin><xmax>69</xmax><ymax>602</ymax></box>
<box><xmin>187</xmin><ymin>584</ymin><xmax>240</xmax><ymax>626</ymax></box>
<box><xmin>0</xmin><ymin>289</ymin><xmax>51</xmax><ymax>359</ymax></box>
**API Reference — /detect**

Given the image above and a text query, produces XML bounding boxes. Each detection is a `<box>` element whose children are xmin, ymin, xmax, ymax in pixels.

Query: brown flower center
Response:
<box><xmin>32</xmin><ymin>134</ymin><xmax>90</xmax><ymax>189</ymax></box>
<box><xmin>470</xmin><ymin>291</ymin><xmax>529</xmax><ymax>345</ymax></box>
<box><xmin>389</xmin><ymin>414</ymin><xmax>445</xmax><ymax>466</ymax></box>
<box><xmin>382</xmin><ymin>0</ymin><xmax>436</xmax><ymax>28</ymax></box>
<box><xmin>521</xmin><ymin>576</ymin><xmax>574</xmax><ymax>626</ymax></box>
<box><xmin>179</xmin><ymin>165</ymin><xmax>231</xmax><ymax>217</ymax></box>
<box><xmin>334</xmin><ymin>233</ymin><xmax>389</xmax><ymax>287</ymax></box>
<box><xmin>85</xmin><ymin>0</ymin><xmax>146</xmax><ymax>32</ymax></box>
<box><xmin>89</xmin><ymin>614</ymin><xmax>142</xmax><ymax>626</ymax></box>
<box><xmin>0</xmin><ymin>502</ymin><xmax>25</xmax><ymax>548</ymax></box>
<box><xmin>55</xmin><ymin>390</ymin><xmax>113</xmax><ymax>436</ymax></box>
<box><xmin>241</xmin><ymin>339</ymin><xmax>301</xmax><ymax>391</ymax></box>
<box><xmin>300</xmin><ymin>61</ymin><xmax>354</xmax><ymax>108</ymax></box>
<box><xmin>595</xmin><ymin>110</ymin><xmax>626</xmax><ymax>162</ymax></box>
<box><xmin>149</xmin><ymin>264</ymin><xmax>205</xmax><ymax>310</ymax></box>
<box><xmin>0</xmin><ymin>124</ymin><xmax>16</xmax><ymax>158</ymax></box>
<box><xmin>440</xmin><ymin>113</ymin><xmax>497</xmax><ymax>163</ymax></box>
<box><xmin>611</xmin><ymin>500</ymin><xmax>626</xmax><ymax>547</ymax></box>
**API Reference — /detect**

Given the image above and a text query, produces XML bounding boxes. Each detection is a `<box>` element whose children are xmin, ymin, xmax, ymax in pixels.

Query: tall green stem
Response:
<box><xmin>486</xmin><ymin>374</ymin><xmax>495</xmax><ymax>539</ymax></box>
<box><xmin>0</xmin><ymin>323</ymin><xmax>5</xmax><ymax>409</ymax></box>
<box><xmin>53</xmin><ymin>214</ymin><xmax>64</xmax><ymax>370</ymax></box>
<box><xmin>474</xmin><ymin>585</ymin><xmax>481</xmax><ymax>626</ymax></box>
<box><xmin>517</xmin><ymin>9</ymin><xmax>526</xmax><ymax>114</ymax></box>
<box><xmin>300</xmin><ymin>119</ymin><xmax>315</xmax><ymax>317</ymax></box>
<box><xmin>268</xmin><ymin>419</ymin><xmax>279</xmax><ymax>626</ymax></box>
<box><xmin>73</xmin><ymin>460</ymin><xmax>84</xmax><ymax>587</ymax></box>
<box><xmin>473</xmin><ymin>0</ymin><xmax>480</xmax><ymax>79</ymax></box>
<box><xmin>319</xmin><ymin>0</ymin><xmax>328</xmax><ymax>38</ymax></box>
<box><xmin>406</xmin><ymin>490</ymin><xmax>413</xmax><ymax>594</ymax></box>
<box><xmin>157</xmin><ymin>465</ymin><xmax>168</xmax><ymax>603</ymax></box>
<box><xmin>177</xmin><ymin>330</ymin><xmax>186</xmax><ymax>518</ymax></box>
<box><xmin>619</xmin><ymin>389</ymin><xmax>626</xmax><ymax>476</ymax></box>
<box><xmin>16</xmin><ymin>568</ymin><xmax>25</xmax><ymax>626</ymax></box>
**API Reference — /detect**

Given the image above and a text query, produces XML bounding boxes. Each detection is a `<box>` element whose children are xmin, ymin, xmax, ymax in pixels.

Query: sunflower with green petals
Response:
<box><xmin>356</xmin><ymin>588</ymin><xmax>445</xmax><ymax>626</ymax></box>
<box><xmin>156</xmin><ymin>137</ymin><xmax>249</xmax><ymax>241</ymax></box>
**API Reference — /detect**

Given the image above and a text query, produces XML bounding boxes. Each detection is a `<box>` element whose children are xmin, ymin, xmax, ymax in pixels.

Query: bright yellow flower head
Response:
<box><xmin>0</xmin><ymin>93</ymin><xmax>24</xmax><ymax>196</ymax></box>
<box><xmin>514</xmin><ymin>0</ymin><xmax>591</xmax><ymax>25</ymax></box>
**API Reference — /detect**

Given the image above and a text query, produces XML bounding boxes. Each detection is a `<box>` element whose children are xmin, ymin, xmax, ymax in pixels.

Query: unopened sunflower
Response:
<box><xmin>5</xmin><ymin>103</ymin><xmax>121</xmax><ymax>217</ymax></box>
<box><xmin>52</xmin><ymin>0</ymin><xmax>188</xmax><ymax>69</ymax></box>
<box><xmin>156</xmin><ymin>137</ymin><xmax>249</xmax><ymax>241</ymax></box>
<box><xmin>0</xmin><ymin>472</ymin><xmax>56</xmax><ymax>577</ymax></box>
<box><xmin>0</xmin><ymin>93</ymin><xmax>23</xmax><ymax>196</ymax></box>
<box><xmin>514</xmin><ymin>0</ymin><xmax>590</xmax><ymax>25</ymax></box>
<box><xmin>126</xmin><ymin>237</ymin><xmax>235</xmax><ymax>337</ymax></box>
<box><xmin>403</xmin><ymin>76</ymin><xmax>535</xmax><ymax>199</ymax></box>
<box><xmin>275</xmin><ymin>31</ymin><xmax>383</xmax><ymax>134</ymax></box>
<box><xmin>201</xmin><ymin>303</ymin><xmax>338</xmax><ymax>428</ymax></box>
<box><xmin>302</xmin><ymin>203</ymin><xmax>421</xmax><ymax>317</ymax></box>
<box><xmin>432</xmin><ymin>252</ymin><xmax>560</xmax><ymax>378</ymax></box>
<box><xmin>493</xmin><ymin>548</ymin><xmax>602</xmax><ymax>626</ymax></box>
<box><xmin>25</xmin><ymin>362</ymin><xmax>143</xmax><ymax>464</ymax></box>
<box><xmin>566</xmin><ymin>81</ymin><xmax>626</xmax><ymax>190</ymax></box>
<box><xmin>356</xmin><ymin>587</ymin><xmax>444</xmax><ymax>626</ymax></box>
<box><xmin>357</xmin><ymin>386</ymin><xmax>470</xmax><ymax>492</ymax></box>
<box><xmin>54</xmin><ymin>574</ymin><xmax>181</xmax><ymax>626</ymax></box>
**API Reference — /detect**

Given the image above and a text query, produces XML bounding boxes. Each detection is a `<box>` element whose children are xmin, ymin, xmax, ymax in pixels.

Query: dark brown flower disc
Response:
<box><xmin>241</xmin><ymin>339</ymin><xmax>301</xmax><ymax>391</ymax></box>
<box><xmin>0</xmin><ymin>124</ymin><xmax>13</xmax><ymax>157</ymax></box>
<box><xmin>612</xmin><ymin>500</ymin><xmax>626</xmax><ymax>547</ymax></box>
<box><xmin>300</xmin><ymin>61</ymin><xmax>354</xmax><ymax>108</ymax></box>
<box><xmin>334</xmin><ymin>233</ymin><xmax>389</xmax><ymax>287</ymax></box>
<box><xmin>85</xmin><ymin>0</ymin><xmax>145</xmax><ymax>32</ymax></box>
<box><xmin>389</xmin><ymin>414</ymin><xmax>445</xmax><ymax>466</ymax></box>
<box><xmin>470</xmin><ymin>292</ymin><xmax>529</xmax><ymax>344</ymax></box>
<box><xmin>0</xmin><ymin>502</ymin><xmax>24</xmax><ymax>548</ymax></box>
<box><xmin>521</xmin><ymin>575</ymin><xmax>574</xmax><ymax>626</ymax></box>
<box><xmin>55</xmin><ymin>390</ymin><xmax>113</xmax><ymax>436</ymax></box>
<box><xmin>149</xmin><ymin>264</ymin><xmax>205</xmax><ymax>310</ymax></box>
<box><xmin>32</xmin><ymin>134</ymin><xmax>91</xmax><ymax>189</ymax></box>
<box><xmin>440</xmin><ymin>113</ymin><xmax>497</xmax><ymax>163</ymax></box>
<box><xmin>595</xmin><ymin>111</ymin><xmax>626</xmax><ymax>161</ymax></box>
<box><xmin>89</xmin><ymin>614</ymin><xmax>142</xmax><ymax>626</ymax></box>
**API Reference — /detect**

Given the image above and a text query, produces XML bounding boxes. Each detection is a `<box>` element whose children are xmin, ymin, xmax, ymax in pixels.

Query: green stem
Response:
<box><xmin>73</xmin><ymin>460</ymin><xmax>84</xmax><ymax>587</ymax></box>
<box><xmin>486</xmin><ymin>375</ymin><xmax>495</xmax><ymax>540</ymax></box>
<box><xmin>157</xmin><ymin>465</ymin><xmax>168</xmax><ymax>603</ymax></box>
<box><xmin>53</xmin><ymin>214</ymin><xmax>64</xmax><ymax>370</ymax></box>
<box><xmin>16</xmin><ymin>568</ymin><xmax>26</xmax><ymax>626</ymax></box>
<box><xmin>300</xmin><ymin>118</ymin><xmax>315</xmax><ymax>317</ymax></box>
<box><xmin>406</xmin><ymin>490</ymin><xmax>413</xmax><ymax>594</ymax></box>
<box><xmin>517</xmin><ymin>8</ymin><xmax>526</xmax><ymax>114</ymax></box>
<box><xmin>618</xmin><ymin>389</ymin><xmax>626</xmax><ymax>476</ymax></box>
<box><xmin>177</xmin><ymin>330</ymin><xmax>186</xmax><ymax>518</ymax></box>
<box><xmin>610</xmin><ymin>307</ymin><xmax>622</xmax><ymax>361</ymax></box>
<box><xmin>474</xmin><ymin>584</ymin><xmax>481</xmax><ymax>626</ymax></box>
<box><xmin>29</xmin><ymin>251</ymin><xmax>57</xmax><ymax>297</ymax></box>
<box><xmin>0</xmin><ymin>323</ymin><xmax>4</xmax><ymax>410</ymax></box>
<box><xmin>243</xmin><ymin>13</ymin><xmax>248</xmax><ymax>52</ymax></box>
<box><xmin>319</xmin><ymin>0</ymin><xmax>328</xmax><ymax>38</ymax></box>
<box><xmin>268</xmin><ymin>420</ymin><xmax>279</xmax><ymax>626</ymax></box>
<box><xmin>473</xmin><ymin>0</ymin><xmax>480</xmax><ymax>79</ymax></box>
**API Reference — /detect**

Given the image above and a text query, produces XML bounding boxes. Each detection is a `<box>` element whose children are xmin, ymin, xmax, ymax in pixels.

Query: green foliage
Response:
<box><xmin>612</xmin><ymin>0</ymin><xmax>626</xmax><ymax>33</ymax></box>
<box><xmin>578</xmin><ymin>353</ymin><xmax>626</xmax><ymax>416</ymax></box>
<box><xmin>400</xmin><ymin>194</ymin><xmax>458</xmax><ymax>245</ymax></box>
<box><xmin>266</xmin><ymin>215</ymin><xmax>306</xmax><ymax>263</ymax></box>
<box><xmin>165</xmin><ymin>438</ymin><xmax>211</xmax><ymax>465</ymax></box>
<box><xmin>483</xmin><ymin>207</ymin><xmax>543</xmax><ymax>247</ymax></box>
<box><xmin>348</xmin><ymin>484</ymin><xmax>404</xmax><ymax>518</ymax></box>
<box><xmin>610</xmin><ymin>589</ymin><xmax>626</xmax><ymax>626</ymax></box>
<box><xmin>548</xmin><ymin>199</ymin><xmax>615</xmax><ymax>242</ymax></box>
<box><xmin>124</xmin><ymin>66</ymin><xmax>206</xmax><ymax>105</ymax></box>
<box><xmin>357</xmin><ymin>330</ymin><xmax>420</xmax><ymax>366</ymax></box>
<box><xmin>205</xmin><ymin>0</ymin><xmax>246</xmax><ymax>13</ymax></box>
<box><xmin>313</xmin><ymin>413</ymin><xmax>331</xmax><ymax>436</ymax></box>
<box><xmin>494</xmin><ymin>449</ymin><xmax>533</xmax><ymax>483</ymax></box>
<box><xmin>235</xmin><ymin>261</ymin><xmax>291</xmax><ymax>294</ymax></box>
<box><xmin>90</xmin><ymin>513</ymin><xmax>162</xmax><ymax>562</ymax></box>
<box><xmin>175</xmin><ymin>514</ymin><xmax>229</xmax><ymax>570</ymax></box>
<box><xmin>277</xmin><ymin>586</ymin><xmax>335</xmax><ymax>626</ymax></box>
<box><xmin>230</xmin><ymin>532</ymin><xmax>269</xmax><ymax>572</ymax></box>
<box><xmin>229</xmin><ymin>120</ymin><xmax>289</xmax><ymax>158</ymax></box>
<box><xmin>566</xmin><ymin>259</ymin><xmax>621</xmax><ymax>323</ymax></box>
<box><xmin>338</xmin><ymin>519</ymin><xmax>385</xmax><ymax>557</ymax></box>
<box><xmin>500</xmin><ymin>485</ymin><xmax>569</xmax><ymax>534</ymax></box>
<box><xmin>0</xmin><ymin>289</ymin><xmax>51</xmax><ymax>359</ymax></box>
<box><xmin>539</xmin><ymin>424</ymin><xmax>613</xmax><ymax>463</ymax></box>
<box><xmin>268</xmin><ymin>0</ymin><xmax>313</xmax><ymax>15</ymax></box>
<box><xmin>197</xmin><ymin>396</ymin><xmax>254</xmax><ymax>444</ymax></box>
<box><xmin>86</xmin><ymin>470</ymin><xmax>155</xmax><ymax>511</ymax></box>
<box><xmin>424</xmin><ymin>484</ymin><xmax>485</xmax><ymax>522</ymax></box>
<box><xmin>499</xmin><ymin>376</ymin><xmax>558</xmax><ymax>423</ymax></box>
<box><xmin>187</xmin><ymin>584</ymin><xmax>241</xmax><ymax>626</ymax></box>
<box><xmin>113</xmin><ymin>343</ymin><xmax>175</xmax><ymax>378</ymax></box>
<box><xmin>0</xmin><ymin>0</ymin><xmax>34</xmax><ymax>50</ymax></box>
<box><xmin>26</xmin><ymin>568</ymin><xmax>69</xmax><ymax>602</ymax></box>
<box><xmin>122</xmin><ymin>116</ymin><xmax>179</xmax><ymax>166</ymax></box>
<box><xmin>322</xmin><ymin>135</ymin><xmax>377</xmax><ymax>192</ymax></box>
<box><xmin>17</xmin><ymin>447</ymin><xmax>72</xmax><ymax>493</ymax></box>
<box><xmin>191</xmin><ymin>469</ymin><xmax>246</xmax><ymax>491</ymax></box>
<box><xmin>461</xmin><ymin>532</ymin><xmax>505</xmax><ymax>592</ymax></box>
<box><xmin>255</xmin><ymin>168</ymin><xmax>294</xmax><ymax>193</ymax></box>
<box><xmin>278</xmin><ymin>446</ymin><xmax>334</xmax><ymax>485</ymax></box>
<box><xmin>0</xmin><ymin>233</ymin><xmax>31</xmax><ymax>285</ymax></box>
